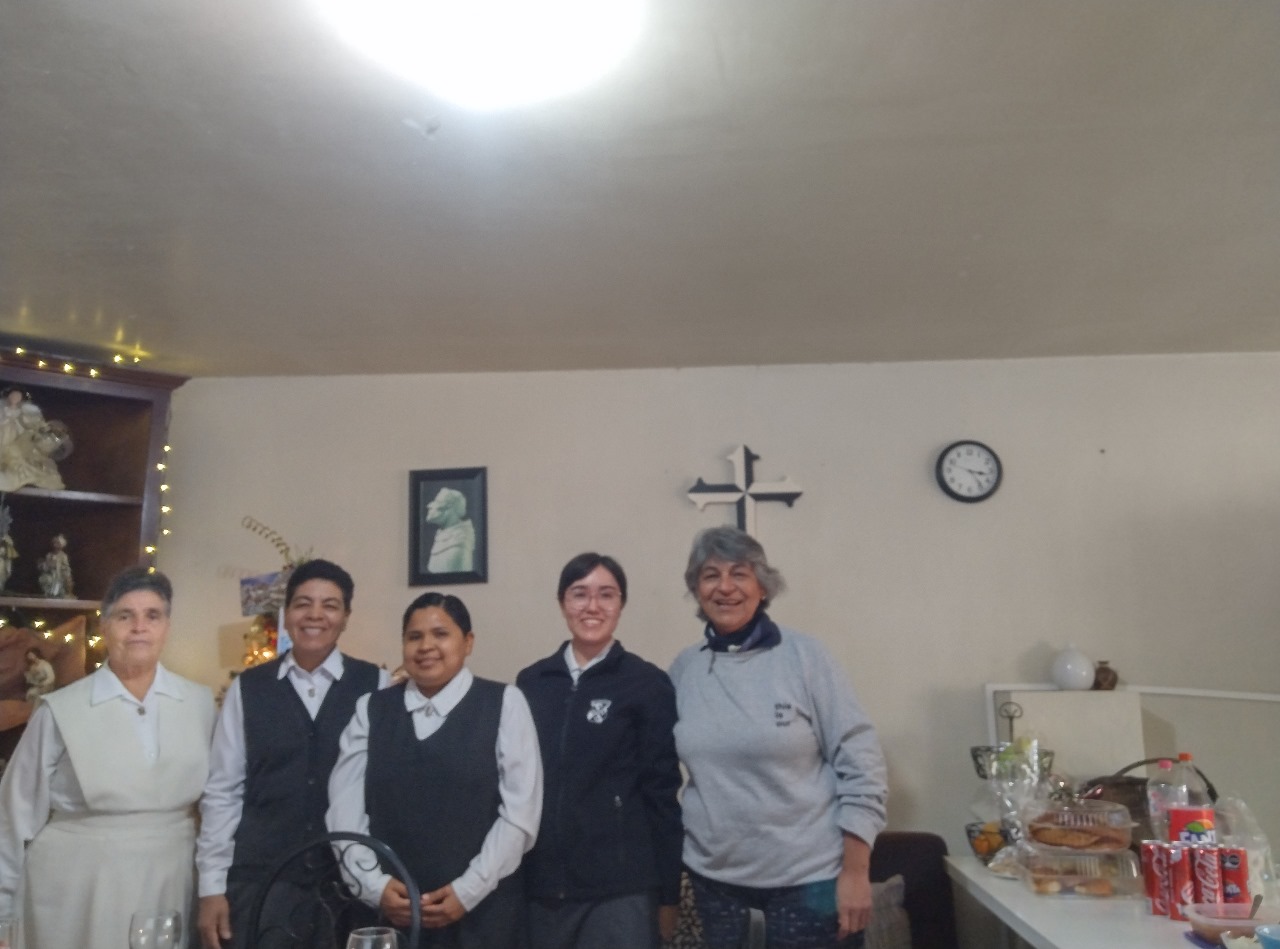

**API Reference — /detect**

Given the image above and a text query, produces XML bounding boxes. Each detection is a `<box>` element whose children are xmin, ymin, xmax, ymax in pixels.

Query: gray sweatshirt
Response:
<box><xmin>669</xmin><ymin>627</ymin><xmax>888</xmax><ymax>887</ymax></box>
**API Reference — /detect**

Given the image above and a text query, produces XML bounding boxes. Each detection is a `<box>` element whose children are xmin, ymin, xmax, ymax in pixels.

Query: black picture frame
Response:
<box><xmin>408</xmin><ymin>467</ymin><xmax>488</xmax><ymax>586</ymax></box>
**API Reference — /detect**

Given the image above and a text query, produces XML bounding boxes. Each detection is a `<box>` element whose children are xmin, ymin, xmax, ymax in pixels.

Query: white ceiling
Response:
<box><xmin>1</xmin><ymin>0</ymin><xmax>1277</xmax><ymax>378</ymax></box>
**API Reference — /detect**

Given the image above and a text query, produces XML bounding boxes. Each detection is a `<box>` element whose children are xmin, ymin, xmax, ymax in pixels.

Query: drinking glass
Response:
<box><xmin>129</xmin><ymin>910</ymin><xmax>182</xmax><ymax>949</ymax></box>
<box><xmin>0</xmin><ymin>917</ymin><xmax>17</xmax><ymax>949</ymax></box>
<box><xmin>345</xmin><ymin>926</ymin><xmax>398</xmax><ymax>949</ymax></box>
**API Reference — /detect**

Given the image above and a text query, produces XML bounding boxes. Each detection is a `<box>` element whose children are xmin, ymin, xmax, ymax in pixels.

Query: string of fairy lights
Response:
<box><xmin>0</xmin><ymin>342</ymin><xmax>172</xmax><ymax>671</ymax></box>
<box><xmin>8</xmin><ymin>344</ymin><xmax>144</xmax><ymax>376</ymax></box>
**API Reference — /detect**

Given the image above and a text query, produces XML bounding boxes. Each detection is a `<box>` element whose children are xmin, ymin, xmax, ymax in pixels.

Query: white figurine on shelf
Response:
<box><xmin>0</xmin><ymin>533</ymin><xmax>15</xmax><ymax>593</ymax></box>
<box><xmin>0</xmin><ymin>388</ymin><xmax>41</xmax><ymax>449</ymax></box>
<box><xmin>0</xmin><ymin>388</ymin><xmax>73</xmax><ymax>492</ymax></box>
<box><xmin>24</xmin><ymin>648</ymin><xmax>55</xmax><ymax>701</ymax></box>
<box><xmin>37</xmin><ymin>533</ymin><xmax>73</xmax><ymax>598</ymax></box>
<box><xmin>0</xmin><ymin>503</ymin><xmax>15</xmax><ymax>593</ymax></box>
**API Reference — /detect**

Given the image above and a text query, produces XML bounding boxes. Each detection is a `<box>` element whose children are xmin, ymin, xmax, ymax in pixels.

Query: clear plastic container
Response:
<box><xmin>1023</xmin><ymin>799</ymin><xmax>1134</xmax><ymax>851</ymax></box>
<box><xmin>1182</xmin><ymin>902</ymin><xmax>1280</xmax><ymax>944</ymax></box>
<box><xmin>1018</xmin><ymin>846</ymin><xmax>1142</xmax><ymax>898</ymax></box>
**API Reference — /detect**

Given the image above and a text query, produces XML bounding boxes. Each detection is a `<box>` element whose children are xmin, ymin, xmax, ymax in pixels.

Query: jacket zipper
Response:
<box><xmin>553</xmin><ymin>676</ymin><xmax>578</xmax><ymax>898</ymax></box>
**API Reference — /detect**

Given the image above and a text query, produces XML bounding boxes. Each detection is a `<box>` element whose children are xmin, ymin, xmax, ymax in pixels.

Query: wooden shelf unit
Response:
<box><xmin>0</xmin><ymin>361</ymin><xmax>185</xmax><ymax>620</ymax></box>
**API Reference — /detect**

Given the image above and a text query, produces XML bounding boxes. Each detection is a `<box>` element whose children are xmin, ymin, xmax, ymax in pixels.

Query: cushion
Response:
<box><xmin>865</xmin><ymin>874</ymin><xmax>912</xmax><ymax>949</ymax></box>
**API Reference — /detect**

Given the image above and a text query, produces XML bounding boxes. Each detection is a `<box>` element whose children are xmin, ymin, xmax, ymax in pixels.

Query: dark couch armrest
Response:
<box><xmin>870</xmin><ymin>831</ymin><xmax>958</xmax><ymax>949</ymax></box>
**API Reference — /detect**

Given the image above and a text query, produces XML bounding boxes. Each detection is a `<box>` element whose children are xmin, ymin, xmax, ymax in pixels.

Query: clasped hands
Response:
<box><xmin>380</xmin><ymin>878</ymin><xmax>464</xmax><ymax>929</ymax></box>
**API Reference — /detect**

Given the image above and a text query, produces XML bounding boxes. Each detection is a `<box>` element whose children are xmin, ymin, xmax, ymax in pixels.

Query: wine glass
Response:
<box><xmin>345</xmin><ymin>926</ymin><xmax>398</xmax><ymax>949</ymax></box>
<box><xmin>129</xmin><ymin>910</ymin><xmax>182</xmax><ymax>949</ymax></box>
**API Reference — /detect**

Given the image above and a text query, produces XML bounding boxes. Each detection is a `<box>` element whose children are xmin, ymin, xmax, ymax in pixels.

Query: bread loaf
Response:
<box><xmin>1027</xmin><ymin>812</ymin><xmax>1131</xmax><ymax>851</ymax></box>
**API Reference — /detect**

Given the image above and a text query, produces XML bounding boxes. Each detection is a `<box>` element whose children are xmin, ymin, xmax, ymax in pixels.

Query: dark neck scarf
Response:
<box><xmin>702</xmin><ymin>607</ymin><xmax>782</xmax><ymax>653</ymax></box>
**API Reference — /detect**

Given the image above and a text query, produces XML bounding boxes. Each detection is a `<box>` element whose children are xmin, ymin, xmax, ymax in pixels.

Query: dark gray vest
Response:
<box><xmin>367</xmin><ymin>678</ymin><xmax>523</xmax><ymax>948</ymax></box>
<box><xmin>230</xmin><ymin>653</ymin><xmax>381</xmax><ymax>879</ymax></box>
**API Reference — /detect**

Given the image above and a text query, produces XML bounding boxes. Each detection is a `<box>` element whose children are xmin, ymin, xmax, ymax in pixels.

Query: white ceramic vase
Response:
<box><xmin>1050</xmin><ymin>644</ymin><xmax>1095</xmax><ymax>690</ymax></box>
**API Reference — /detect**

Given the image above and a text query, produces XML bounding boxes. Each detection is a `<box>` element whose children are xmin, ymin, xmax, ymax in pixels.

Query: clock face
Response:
<box><xmin>936</xmin><ymin>440</ymin><xmax>1002</xmax><ymax>502</ymax></box>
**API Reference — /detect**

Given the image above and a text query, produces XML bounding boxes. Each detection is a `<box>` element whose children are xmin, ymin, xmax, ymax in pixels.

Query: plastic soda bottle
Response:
<box><xmin>1173</xmin><ymin>753</ymin><xmax>1213</xmax><ymax>805</ymax></box>
<box><xmin>1146</xmin><ymin>758</ymin><xmax>1183</xmax><ymax>841</ymax></box>
<box><xmin>1167</xmin><ymin>752</ymin><xmax>1216</xmax><ymax>844</ymax></box>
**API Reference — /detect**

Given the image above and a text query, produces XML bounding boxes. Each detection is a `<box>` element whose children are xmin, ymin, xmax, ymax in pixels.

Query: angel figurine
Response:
<box><xmin>0</xmin><ymin>388</ymin><xmax>38</xmax><ymax>450</ymax></box>
<box><xmin>0</xmin><ymin>388</ymin><xmax>73</xmax><ymax>492</ymax></box>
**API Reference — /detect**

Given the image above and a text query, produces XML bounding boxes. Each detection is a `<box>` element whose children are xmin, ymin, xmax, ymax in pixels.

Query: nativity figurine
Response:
<box><xmin>37</xmin><ymin>534</ymin><xmax>73</xmax><ymax>598</ymax></box>
<box><xmin>24</xmin><ymin>648</ymin><xmax>56</xmax><ymax>701</ymax></box>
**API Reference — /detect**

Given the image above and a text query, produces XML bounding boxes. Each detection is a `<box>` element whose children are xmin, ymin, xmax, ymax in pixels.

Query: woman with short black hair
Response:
<box><xmin>517</xmin><ymin>552</ymin><xmax>682</xmax><ymax>949</ymax></box>
<box><xmin>327</xmin><ymin>591</ymin><xmax>542</xmax><ymax>948</ymax></box>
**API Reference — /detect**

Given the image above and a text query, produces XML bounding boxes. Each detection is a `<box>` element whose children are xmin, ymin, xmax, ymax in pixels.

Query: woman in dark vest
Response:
<box><xmin>327</xmin><ymin>591</ymin><xmax>543</xmax><ymax>948</ymax></box>
<box><xmin>197</xmin><ymin>558</ymin><xmax>386</xmax><ymax>949</ymax></box>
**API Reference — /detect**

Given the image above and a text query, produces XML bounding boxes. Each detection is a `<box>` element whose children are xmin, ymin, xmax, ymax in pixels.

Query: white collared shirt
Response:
<box><xmin>195</xmin><ymin>650</ymin><xmax>390</xmax><ymax>897</ymax></box>
<box><xmin>0</xmin><ymin>664</ymin><xmax>187</xmax><ymax>915</ymax></box>
<box><xmin>92</xmin><ymin>662</ymin><xmax>187</xmax><ymax>761</ymax></box>
<box><xmin>563</xmin><ymin>639</ymin><xmax>614</xmax><ymax>684</ymax></box>
<box><xmin>325</xmin><ymin>669</ymin><xmax>543</xmax><ymax>912</ymax></box>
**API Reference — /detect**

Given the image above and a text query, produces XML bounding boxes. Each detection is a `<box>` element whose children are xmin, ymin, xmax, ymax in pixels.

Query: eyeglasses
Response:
<box><xmin>564</xmin><ymin>587</ymin><xmax>622</xmax><ymax>611</ymax></box>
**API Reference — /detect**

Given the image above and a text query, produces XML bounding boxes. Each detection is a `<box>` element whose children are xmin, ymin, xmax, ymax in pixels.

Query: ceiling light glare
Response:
<box><xmin>314</xmin><ymin>0</ymin><xmax>647</xmax><ymax>111</ymax></box>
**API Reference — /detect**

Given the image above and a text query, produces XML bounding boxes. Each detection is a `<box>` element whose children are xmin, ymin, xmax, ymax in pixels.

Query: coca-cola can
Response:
<box><xmin>1140</xmin><ymin>840</ymin><xmax>1171</xmax><ymax>916</ymax></box>
<box><xmin>1219</xmin><ymin>846</ymin><xmax>1251</xmax><ymax>904</ymax></box>
<box><xmin>1169</xmin><ymin>843</ymin><xmax>1195</xmax><ymax>921</ymax></box>
<box><xmin>1192</xmin><ymin>844</ymin><xmax>1224</xmax><ymax>904</ymax></box>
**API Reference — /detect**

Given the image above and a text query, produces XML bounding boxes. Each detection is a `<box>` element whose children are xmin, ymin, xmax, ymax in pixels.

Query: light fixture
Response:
<box><xmin>312</xmin><ymin>0</ymin><xmax>646</xmax><ymax>110</ymax></box>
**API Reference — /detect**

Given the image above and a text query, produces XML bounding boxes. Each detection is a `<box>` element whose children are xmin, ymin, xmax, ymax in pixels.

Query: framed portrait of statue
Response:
<box><xmin>409</xmin><ymin>467</ymin><xmax>488</xmax><ymax>585</ymax></box>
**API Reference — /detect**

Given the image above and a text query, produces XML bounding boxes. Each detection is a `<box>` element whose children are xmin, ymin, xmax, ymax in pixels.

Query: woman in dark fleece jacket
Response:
<box><xmin>516</xmin><ymin>552</ymin><xmax>682</xmax><ymax>949</ymax></box>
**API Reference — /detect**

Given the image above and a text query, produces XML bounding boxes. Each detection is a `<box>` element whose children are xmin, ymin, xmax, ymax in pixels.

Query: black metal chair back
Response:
<box><xmin>245</xmin><ymin>831</ymin><xmax>422</xmax><ymax>948</ymax></box>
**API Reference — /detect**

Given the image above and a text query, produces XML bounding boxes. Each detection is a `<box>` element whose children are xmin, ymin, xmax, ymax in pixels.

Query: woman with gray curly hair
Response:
<box><xmin>669</xmin><ymin>526</ymin><xmax>888</xmax><ymax>949</ymax></box>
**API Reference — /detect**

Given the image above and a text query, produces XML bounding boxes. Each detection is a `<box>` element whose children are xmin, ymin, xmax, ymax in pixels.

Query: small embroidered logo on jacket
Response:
<box><xmin>586</xmin><ymin>699</ymin><xmax>612</xmax><ymax>723</ymax></box>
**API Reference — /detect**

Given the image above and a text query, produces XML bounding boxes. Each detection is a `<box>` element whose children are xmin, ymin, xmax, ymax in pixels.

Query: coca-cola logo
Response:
<box><xmin>1194</xmin><ymin>855</ymin><xmax>1221</xmax><ymax>884</ymax></box>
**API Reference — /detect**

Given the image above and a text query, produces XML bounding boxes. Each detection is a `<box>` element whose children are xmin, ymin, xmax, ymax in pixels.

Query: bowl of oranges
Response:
<box><xmin>965</xmin><ymin>820</ymin><xmax>1011</xmax><ymax>864</ymax></box>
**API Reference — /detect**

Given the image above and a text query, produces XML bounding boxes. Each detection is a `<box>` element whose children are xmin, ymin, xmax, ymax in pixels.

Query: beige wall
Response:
<box><xmin>159</xmin><ymin>353</ymin><xmax>1280</xmax><ymax>853</ymax></box>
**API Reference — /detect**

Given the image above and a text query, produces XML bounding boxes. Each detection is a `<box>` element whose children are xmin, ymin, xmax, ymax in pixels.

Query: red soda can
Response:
<box><xmin>1219</xmin><ymin>846</ymin><xmax>1251</xmax><ymax>904</ymax></box>
<box><xmin>1140</xmin><ymin>840</ymin><xmax>1171</xmax><ymax>916</ymax></box>
<box><xmin>1192</xmin><ymin>844</ymin><xmax>1224</xmax><ymax>904</ymax></box>
<box><xmin>1168</xmin><ymin>843</ymin><xmax>1195</xmax><ymax>921</ymax></box>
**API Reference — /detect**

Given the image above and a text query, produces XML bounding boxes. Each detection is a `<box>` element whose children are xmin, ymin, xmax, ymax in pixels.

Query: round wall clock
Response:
<box><xmin>935</xmin><ymin>440</ymin><xmax>1002</xmax><ymax>503</ymax></box>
